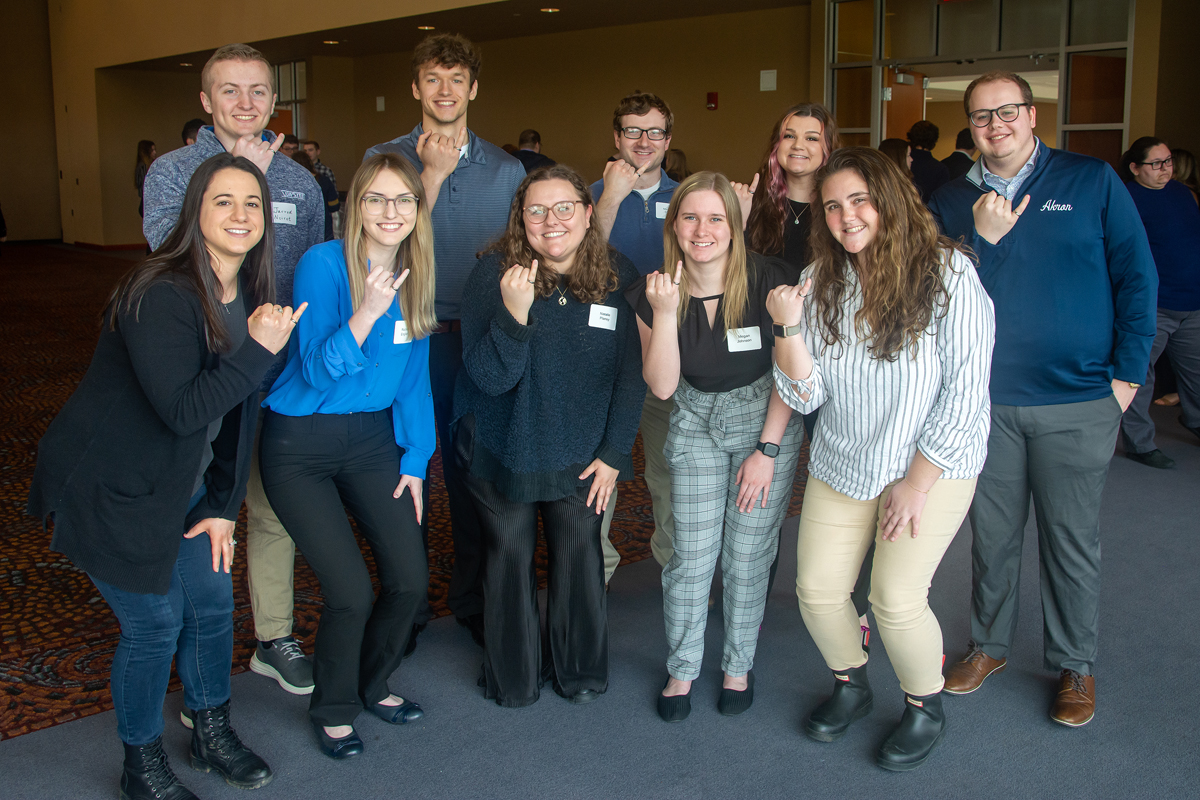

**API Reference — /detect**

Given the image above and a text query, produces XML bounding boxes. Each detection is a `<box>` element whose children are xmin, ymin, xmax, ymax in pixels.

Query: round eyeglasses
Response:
<box><xmin>361</xmin><ymin>195</ymin><xmax>418</xmax><ymax>215</ymax></box>
<box><xmin>523</xmin><ymin>201</ymin><xmax>583</xmax><ymax>223</ymax></box>
<box><xmin>968</xmin><ymin>103</ymin><xmax>1030</xmax><ymax>128</ymax></box>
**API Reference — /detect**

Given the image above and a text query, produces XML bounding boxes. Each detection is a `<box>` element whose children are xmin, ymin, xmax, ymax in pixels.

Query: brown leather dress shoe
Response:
<box><xmin>1050</xmin><ymin>669</ymin><xmax>1095</xmax><ymax>727</ymax></box>
<box><xmin>943</xmin><ymin>640</ymin><xmax>1007</xmax><ymax>695</ymax></box>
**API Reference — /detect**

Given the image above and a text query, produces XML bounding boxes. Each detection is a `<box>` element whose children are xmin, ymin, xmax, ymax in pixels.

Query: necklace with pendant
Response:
<box><xmin>789</xmin><ymin>201</ymin><xmax>809</xmax><ymax>226</ymax></box>
<box><xmin>555</xmin><ymin>281</ymin><xmax>568</xmax><ymax>306</ymax></box>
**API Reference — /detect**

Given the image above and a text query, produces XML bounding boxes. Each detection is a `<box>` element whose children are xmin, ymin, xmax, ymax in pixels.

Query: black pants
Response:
<box><xmin>260</xmin><ymin>409</ymin><xmax>427</xmax><ymax>727</ymax></box>
<box><xmin>425</xmin><ymin>328</ymin><xmax>485</xmax><ymax>621</ymax></box>
<box><xmin>455</xmin><ymin>419</ymin><xmax>608</xmax><ymax>707</ymax></box>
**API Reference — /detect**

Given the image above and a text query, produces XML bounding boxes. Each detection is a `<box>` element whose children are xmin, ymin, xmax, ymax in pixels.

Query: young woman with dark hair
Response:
<box><xmin>259</xmin><ymin>153</ymin><xmax>437</xmax><ymax>758</ymax></box>
<box><xmin>630</xmin><ymin>171</ymin><xmax>804</xmax><ymax>722</ymax></box>
<box><xmin>28</xmin><ymin>153</ymin><xmax>304</xmax><ymax>799</ymax></box>
<box><xmin>770</xmin><ymin>148</ymin><xmax>994</xmax><ymax>770</ymax></box>
<box><xmin>455</xmin><ymin>164</ymin><xmax>645</xmax><ymax>708</ymax></box>
<box><xmin>877</xmin><ymin>138</ymin><xmax>913</xmax><ymax>178</ymax></box>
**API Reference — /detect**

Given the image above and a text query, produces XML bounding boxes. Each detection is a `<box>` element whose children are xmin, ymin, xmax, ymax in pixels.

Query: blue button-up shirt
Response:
<box><xmin>980</xmin><ymin>138</ymin><xmax>1041</xmax><ymax>200</ymax></box>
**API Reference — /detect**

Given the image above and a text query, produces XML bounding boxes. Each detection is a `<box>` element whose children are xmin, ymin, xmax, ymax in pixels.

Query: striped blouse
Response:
<box><xmin>774</xmin><ymin>249</ymin><xmax>995</xmax><ymax>501</ymax></box>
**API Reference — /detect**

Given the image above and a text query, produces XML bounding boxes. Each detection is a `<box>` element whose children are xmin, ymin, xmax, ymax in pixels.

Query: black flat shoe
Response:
<box><xmin>718</xmin><ymin>671</ymin><xmax>755</xmax><ymax>716</ymax></box>
<box><xmin>369</xmin><ymin>697</ymin><xmax>425</xmax><ymax>725</ymax></box>
<box><xmin>313</xmin><ymin>722</ymin><xmax>364</xmax><ymax>760</ymax></box>
<box><xmin>657</xmin><ymin>678</ymin><xmax>691</xmax><ymax>722</ymax></box>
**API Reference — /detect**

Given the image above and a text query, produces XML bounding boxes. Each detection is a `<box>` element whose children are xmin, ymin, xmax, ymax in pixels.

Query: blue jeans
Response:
<box><xmin>88</xmin><ymin>489</ymin><xmax>234</xmax><ymax>745</ymax></box>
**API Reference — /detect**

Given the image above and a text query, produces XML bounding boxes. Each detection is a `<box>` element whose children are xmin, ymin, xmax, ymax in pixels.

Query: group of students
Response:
<box><xmin>27</xmin><ymin>30</ymin><xmax>1170</xmax><ymax>800</ymax></box>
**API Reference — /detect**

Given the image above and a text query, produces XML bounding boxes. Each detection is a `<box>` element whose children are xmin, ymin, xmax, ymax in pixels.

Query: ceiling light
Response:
<box><xmin>540</xmin><ymin>7</ymin><xmax>560</xmax><ymax>12</ymax></box>
<box><xmin>179</xmin><ymin>62</ymin><xmax>193</xmax><ymax>67</ymax></box>
<box><xmin>418</xmin><ymin>25</ymin><xmax>434</xmax><ymax>30</ymax></box>
<box><xmin>323</xmin><ymin>40</ymin><xmax>339</xmax><ymax>45</ymax></box>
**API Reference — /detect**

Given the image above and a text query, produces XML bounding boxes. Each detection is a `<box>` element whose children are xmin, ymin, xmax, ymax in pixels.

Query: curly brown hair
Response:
<box><xmin>809</xmin><ymin>147</ymin><xmax>964</xmax><ymax>361</ymax></box>
<box><xmin>487</xmin><ymin>164</ymin><xmax>618</xmax><ymax>304</ymax></box>
<box><xmin>612</xmin><ymin>91</ymin><xmax>673</xmax><ymax>135</ymax></box>
<box><xmin>411</xmin><ymin>33</ymin><xmax>481</xmax><ymax>85</ymax></box>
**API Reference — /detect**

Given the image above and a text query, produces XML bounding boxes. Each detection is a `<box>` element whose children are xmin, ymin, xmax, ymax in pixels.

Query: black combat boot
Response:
<box><xmin>189</xmin><ymin>700</ymin><xmax>274</xmax><ymax>789</ymax></box>
<box><xmin>120</xmin><ymin>737</ymin><xmax>198</xmax><ymax>800</ymax></box>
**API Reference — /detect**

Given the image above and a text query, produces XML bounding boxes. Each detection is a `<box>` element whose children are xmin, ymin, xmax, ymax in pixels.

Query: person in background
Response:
<box><xmin>182</xmin><ymin>118</ymin><xmax>206</xmax><ymax>146</ymax></box>
<box><xmin>291</xmin><ymin>150</ymin><xmax>339</xmax><ymax>242</ymax></box>
<box><xmin>29</xmin><ymin>153</ymin><xmax>302</xmax><ymax>800</ymax></box>
<box><xmin>906</xmin><ymin>120</ymin><xmax>950</xmax><ymax>203</ymax></box>
<box><xmin>364</xmin><ymin>32</ymin><xmax>525</xmax><ymax>655</ymax></box>
<box><xmin>280</xmin><ymin>134</ymin><xmax>300</xmax><ymax>157</ymax></box>
<box><xmin>630</xmin><ymin>172</ymin><xmax>803</xmax><ymax>723</ymax></box>
<box><xmin>455</xmin><ymin>165</ymin><xmax>644</xmax><ymax>707</ymax></box>
<box><xmin>260</xmin><ymin>153</ymin><xmax>435</xmax><ymax>759</ymax></box>
<box><xmin>1171</xmin><ymin>148</ymin><xmax>1200</xmax><ymax>203</ymax></box>
<box><xmin>1116</xmin><ymin>137</ymin><xmax>1200</xmax><ymax>469</ymax></box>
<box><xmin>664</xmin><ymin>149</ymin><xmax>691</xmax><ymax>184</ymax></box>
<box><xmin>878</xmin><ymin>139</ymin><xmax>913</xmax><ymax>178</ymax></box>
<box><xmin>135</xmin><ymin>140</ymin><xmax>156</xmax><ymax>219</ymax></box>
<box><xmin>302</xmin><ymin>140</ymin><xmax>337</xmax><ymax>189</ymax></box>
<box><xmin>941</xmin><ymin>128</ymin><xmax>977</xmax><ymax>181</ymax></box>
<box><xmin>513</xmin><ymin>129</ymin><xmax>555</xmax><ymax>172</ymax></box>
<box><xmin>772</xmin><ymin>147</ymin><xmax>994</xmax><ymax>771</ymax></box>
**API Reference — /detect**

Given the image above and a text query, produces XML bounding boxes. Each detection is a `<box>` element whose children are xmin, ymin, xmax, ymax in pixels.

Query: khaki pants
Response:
<box><xmin>796</xmin><ymin>476</ymin><xmax>976</xmax><ymax>697</ymax></box>
<box><xmin>245</xmin><ymin>400</ymin><xmax>297</xmax><ymax>642</ymax></box>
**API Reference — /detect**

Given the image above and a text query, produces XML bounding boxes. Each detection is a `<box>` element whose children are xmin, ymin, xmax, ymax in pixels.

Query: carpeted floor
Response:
<box><xmin>0</xmin><ymin>243</ymin><xmax>810</xmax><ymax>739</ymax></box>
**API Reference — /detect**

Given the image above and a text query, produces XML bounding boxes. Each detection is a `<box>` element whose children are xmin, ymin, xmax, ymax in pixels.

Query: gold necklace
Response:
<box><xmin>789</xmin><ymin>201</ymin><xmax>810</xmax><ymax>226</ymax></box>
<box><xmin>555</xmin><ymin>283</ymin><xmax>568</xmax><ymax>306</ymax></box>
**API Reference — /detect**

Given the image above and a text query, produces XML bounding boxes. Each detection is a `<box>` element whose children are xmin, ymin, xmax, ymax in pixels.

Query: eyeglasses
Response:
<box><xmin>968</xmin><ymin>103</ymin><xmax>1030</xmax><ymax>128</ymax></box>
<box><xmin>523</xmin><ymin>200</ymin><xmax>583</xmax><ymax>223</ymax></box>
<box><xmin>361</xmin><ymin>195</ymin><xmax>418</xmax><ymax>215</ymax></box>
<box><xmin>619</xmin><ymin>126</ymin><xmax>669</xmax><ymax>141</ymax></box>
<box><xmin>1138</xmin><ymin>156</ymin><xmax>1174</xmax><ymax>171</ymax></box>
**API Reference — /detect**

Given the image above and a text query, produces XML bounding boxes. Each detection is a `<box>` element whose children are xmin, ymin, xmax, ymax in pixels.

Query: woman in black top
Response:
<box><xmin>28</xmin><ymin>154</ymin><xmax>304</xmax><ymax>800</ymax></box>
<box><xmin>454</xmin><ymin>164</ymin><xmax>645</xmax><ymax>707</ymax></box>
<box><xmin>627</xmin><ymin>171</ymin><xmax>804</xmax><ymax>721</ymax></box>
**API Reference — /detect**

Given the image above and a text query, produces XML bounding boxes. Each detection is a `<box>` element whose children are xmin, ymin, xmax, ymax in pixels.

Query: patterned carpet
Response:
<box><xmin>0</xmin><ymin>243</ymin><xmax>808</xmax><ymax>739</ymax></box>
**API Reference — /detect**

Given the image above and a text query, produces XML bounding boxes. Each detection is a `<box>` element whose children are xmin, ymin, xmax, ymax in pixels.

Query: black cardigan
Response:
<box><xmin>27</xmin><ymin>277</ymin><xmax>277</xmax><ymax>595</ymax></box>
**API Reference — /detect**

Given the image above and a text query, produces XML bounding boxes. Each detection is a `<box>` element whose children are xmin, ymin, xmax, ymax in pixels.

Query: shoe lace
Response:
<box><xmin>274</xmin><ymin>638</ymin><xmax>306</xmax><ymax>662</ymax></box>
<box><xmin>199</xmin><ymin>704</ymin><xmax>244</xmax><ymax>756</ymax></box>
<box><xmin>1062</xmin><ymin>669</ymin><xmax>1089</xmax><ymax>695</ymax></box>
<box><xmin>138</xmin><ymin>742</ymin><xmax>182</xmax><ymax>796</ymax></box>
<box><xmin>963</xmin><ymin>640</ymin><xmax>987</xmax><ymax>663</ymax></box>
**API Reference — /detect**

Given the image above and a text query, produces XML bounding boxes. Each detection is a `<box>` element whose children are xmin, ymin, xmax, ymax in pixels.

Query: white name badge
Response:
<box><xmin>726</xmin><ymin>326</ymin><xmax>763</xmax><ymax>352</ymax></box>
<box><xmin>589</xmin><ymin>304</ymin><xmax>618</xmax><ymax>330</ymax></box>
<box><xmin>393</xmin><ymin>321</ymin><xmax>411</xmax><ymax>344</ymax></box>
<box><xmin>655</xmin><ymin>202</ymin><xmax>669</xmax><ymax>219</ymax></box>
<box><xmin>271</xmin><ymin>202</ymin><xmax>297</xmax><ymax>226</ymax></box>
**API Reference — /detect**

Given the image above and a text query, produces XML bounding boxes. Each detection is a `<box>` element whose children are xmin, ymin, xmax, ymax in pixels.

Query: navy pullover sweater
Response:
<box><xmin>928</xmin><ymin>142</ymin><xmax>1157</xmax><ymax>406</ymax></box>
<box><xmin>1125</xmin><ymin>179</ymin><xmax>1200</xmax><ymax>312</ymax></box>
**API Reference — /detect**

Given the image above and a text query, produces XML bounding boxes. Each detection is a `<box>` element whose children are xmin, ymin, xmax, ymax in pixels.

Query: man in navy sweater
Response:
<box><xmin>927</xmin><ymin>71</ymin><xmax>1157</xmax><ymax>727</ymax></box>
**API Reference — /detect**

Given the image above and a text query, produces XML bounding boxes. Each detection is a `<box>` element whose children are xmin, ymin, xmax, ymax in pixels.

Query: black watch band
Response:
<box><xmin>756</xmin><ymin>441</ymin><xmax>780</xmax><ymax>458</ymax></box>
<box><xmin>772</xmin><ymin>321</ymin><xmax>803</xmax><ymax>338</ymax></box>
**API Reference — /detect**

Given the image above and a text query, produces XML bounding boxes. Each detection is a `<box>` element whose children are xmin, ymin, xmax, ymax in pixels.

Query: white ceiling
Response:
<box><xmin>925</xmin><ymin>70</ymin><xmax>1059</xmax><ymax>104</ymax></box>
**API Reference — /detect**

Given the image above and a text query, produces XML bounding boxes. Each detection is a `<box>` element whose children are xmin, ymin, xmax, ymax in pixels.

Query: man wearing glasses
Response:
<box><xmin>928</xmin><ymin>70</ymin><xmax>1157</xmax><ymax>728</ymax></box>
<box><xmin>364</xmin><ymin>33</ymin><xmax>525</xmax><ymax>656</ymax></box>
<box><xmin>590</xmin><ymin>92</ymin><xmax>680</xmax><ymax>585</ymax></box>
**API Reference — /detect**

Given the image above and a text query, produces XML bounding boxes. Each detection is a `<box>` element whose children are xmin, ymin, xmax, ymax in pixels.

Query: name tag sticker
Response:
<box><xmin>272</xmin><ymin>202</ymin><xmax>297</xmax><ymax>226</ymax></box>
<box><xmin>726</xmin><ymin>326</ymin><xmax>762</xmax><ymax>352</ymax></box>
<box><xmin>656</xmin><ymin>202</ymin><xmax>669</xmax><ymax>219</ymax></box>
<box><xmin>393</xmin><ymin>321</ymin><xmax>411</xmax><ymax>344</ymax></box>
<box><xmin>589</xmin><ymin>304</ymin><xmax>618</xmax><ymax>330</ymax></box>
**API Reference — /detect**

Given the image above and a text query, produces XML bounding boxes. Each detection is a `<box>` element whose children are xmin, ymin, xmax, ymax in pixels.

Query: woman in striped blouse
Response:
<box><xmin>769</xmin><ymin>148</ymin><xmax>994</xmax><ymax>771</ymax></box>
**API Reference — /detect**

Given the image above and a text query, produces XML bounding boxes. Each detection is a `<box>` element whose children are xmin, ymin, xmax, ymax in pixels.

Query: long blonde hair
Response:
<box><xmin>660</xmin><ymin>171</ymin><xmax>749</xmax><ymax>331</ymax></box>
<box><xmin>342</xmin><ymin>154</ymin><xmax>437</xmax><ymax>339</ymax></box>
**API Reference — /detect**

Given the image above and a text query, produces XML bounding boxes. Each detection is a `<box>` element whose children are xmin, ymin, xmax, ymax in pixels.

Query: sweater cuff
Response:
<box><xmin>495</xmin><ymin>306</ymin><xmax>535</xmax><ymax>342</ymax></box>
<box><xmin>594</xmin><ymin>440</ymin><xmax>630</xmax><ymax>472</ymax></box>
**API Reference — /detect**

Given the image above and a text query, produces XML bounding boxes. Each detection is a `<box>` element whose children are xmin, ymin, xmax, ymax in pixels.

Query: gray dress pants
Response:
<box><xmin>1120</xmin><ymin>308</ymin><xmax>1200</xmax><ymax>454</ymax></box>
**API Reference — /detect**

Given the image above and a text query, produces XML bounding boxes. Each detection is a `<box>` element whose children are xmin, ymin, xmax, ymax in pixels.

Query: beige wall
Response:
<box><xmin>354</xmin><ymin>7</ymin><xmax>812</xmax><ymax>186</ymax></box>
<box><xmin>306</xmin><ymin>56</ymin><xmax>357</xmax><ymax>191</ymax></box>
<box><xmin>2</xmin><ymin>0</ymin><xmax>61</xmax><ymax>240</ymax></box>
<box><xmin>1156</xmin><ymin>0</ymin><xmax>1199</xmax><ymax>155</ymax></box>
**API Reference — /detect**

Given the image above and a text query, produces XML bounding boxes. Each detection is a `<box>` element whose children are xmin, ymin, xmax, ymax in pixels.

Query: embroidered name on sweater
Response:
<box><xmin>1040</xmin><ymin>199</ymin><xmax>1073</xmax><ymax>212</ymax></box>
<box><xmin>277</xmin><ymin>190</ymin><xmax>307</xmax><ymax>201</ymax></box>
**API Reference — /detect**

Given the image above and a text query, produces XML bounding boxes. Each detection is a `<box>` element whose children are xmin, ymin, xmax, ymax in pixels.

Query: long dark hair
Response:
<box><xmin>487</xmin><ymin>164</ymin><xmax>617</xmax><ymax>304</ymax></box>
<box><xmin>107</xmin><ymin>153</ymin><xmax>275</xmax><ymax>352</ymax></box>
<box><xmin>809</xmin><ymin>148</ymin><xmax>959</xmax><ymax>361</ymax></box>
<box><xmin>1119</xmin><ymin>136</ymin><xmax>1168</xmax><ymax>180</ymax></box>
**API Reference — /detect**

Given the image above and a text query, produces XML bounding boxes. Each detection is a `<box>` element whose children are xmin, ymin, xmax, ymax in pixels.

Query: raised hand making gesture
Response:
<box><xmin>231</xmin><ymin>132</ymin><xmax>285</xmax><ymax>177</ymax></box>
<box><xmin>766</xmin><ymin>277</ymin><xmax>812</xmax><ymax>329</ymax></box>
<box><xmin>347</xmin><ymin>263</ymin><xmax>409</xmax><ymax>345</ymax></box>
<box><xmin>416</xmin><ymin>127</ymin><xmax>468</xmax><ymax>208</ymax></box>
<box><xmin>645</xmin><ymin>260</ymin><xmax>684</xmax><ymax>317</ymax></box>
<box><xmin>500</xmin><ymin>258</ymin><xmax>539</xmax><ymax>325</ymax></box>
<box><xmin>730</xmin><ymin>173</ymin><xmax>761</xmax><ymax>231</ymax></box>
<box><xmin>248</xmin><ymin>301</ymin><xmax>308</xmax><ymax>354</ymax></box>
<box><xmin>972</xmin><ymin>191</ymin><xmax>1030</xmax><ymax>245</ymax></box>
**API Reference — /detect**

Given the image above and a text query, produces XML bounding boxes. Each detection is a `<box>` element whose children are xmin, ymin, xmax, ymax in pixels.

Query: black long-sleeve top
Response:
<box><xmin>27</xmin><ymin>276</ymin><xmax>277</xmax><ymax>594</ymax></box>
<box><xmin>453</xmin><ymin>250</ymin><xmax>646</xmax><ymax>502</ymax></box>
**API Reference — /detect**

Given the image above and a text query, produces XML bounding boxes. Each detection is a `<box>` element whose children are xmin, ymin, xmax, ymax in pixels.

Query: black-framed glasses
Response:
<box><xmin>968</xmin><ymin>103</ymin><xmax>1030</xmax><ymax>128</ymax></box>
<box><xmin>619</xmin><ymin>126</ymin><xmax>668</xmax><ymax>141</ymax></box>
<box><xmin>1138</xmin><ymin>156</ymin><xmax>1174</xmax><ymax>171</ymax></box>
<box><xmin>523</xmin><ymin>201</ymin><xmax>583</xmax><ymax>223</ymax></box>
<box><xmin>361</xmin><ymin>194</ymin><xmax>418</xmax><ymax>215</ymax></box>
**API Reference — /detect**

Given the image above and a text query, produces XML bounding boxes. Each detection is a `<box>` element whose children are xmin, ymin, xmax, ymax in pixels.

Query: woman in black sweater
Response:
<box><xmin>454</xmin><ymin>164</ymin><xmax>645</xmax><ymax>707</ymax></box>
<box><xmin>27</xmin><ymin>154</ymin><xmax>304</xmax><ymax>800</ymax></box>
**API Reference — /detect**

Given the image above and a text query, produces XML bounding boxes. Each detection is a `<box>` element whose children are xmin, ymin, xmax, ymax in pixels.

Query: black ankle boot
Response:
<box><xmin>804</xmin><ymin>664</ymin><xmax>873</xmax><ymax>742</ymax></box>
<box><xmin>189</xmin><ymin>699</ymin><xmax>274</xmax><ymax>789</ymax></box>
<box><xmin>876</xmin><ymin>691</ymin><xmax>946</xmax><ymax>771</ymax></box>
<box><xmin>120</xmin><ymin>738</ymin><xmax>198</xmax><ymax>800</ymax></box>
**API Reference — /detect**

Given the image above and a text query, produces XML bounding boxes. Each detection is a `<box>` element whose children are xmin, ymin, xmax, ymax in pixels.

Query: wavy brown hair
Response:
<box><xmin>342</xmin><ymin>153</ymin><xmax>437</xmax><ymax>339</ymax></box>
<box><xmin>809</xmin><ymin>147</ymin><xmax>962</xmax><ymax>361</ymax></box>
<box><xmin>746</xmin><ymin>103</ymin><xmax>839</xmax><ymax>257</ymax></box>
<box><xmin>488</xmin><ymin>164</ymin><xmax>617</xmax><ymax>303</ymax></box>
<box><xmin>661</xmin><ymin>171</ymin><xmax>750</xmax><ymax>331</ymax></box>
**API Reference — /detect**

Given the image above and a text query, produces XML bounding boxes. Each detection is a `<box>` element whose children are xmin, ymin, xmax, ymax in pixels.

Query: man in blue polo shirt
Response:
<box><xmin>365</xmin><ymin>33</ymin><xmax>524</xmax><ymax>655</ymax></box>
<box><xmin>590</xmin><ymin>91</ymin><xmax>679</xmax><ymax>583</ymax></box>
<box><xmin>928</xmin><ymin>71</ymin><xmax>1156</xmax><ymax>729</ymax></box>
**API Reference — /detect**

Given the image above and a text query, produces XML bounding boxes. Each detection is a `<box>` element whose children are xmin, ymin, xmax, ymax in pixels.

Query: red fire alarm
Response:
<box><xmin>706</xmin><ymin>92</ymin><xmax>718</xmax><ymax>110</ymax></box>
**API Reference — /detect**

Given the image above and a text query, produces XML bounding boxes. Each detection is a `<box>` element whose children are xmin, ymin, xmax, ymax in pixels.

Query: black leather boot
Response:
<box><xmin>189</xmin><ymin>699</ymin><xmax>274</xmax><ymax>789</ymax></box>
<box><xmin>120</xmin><ymin>738</ymin><xmax>198</xmax><ymax>800</ymax></box>
<box><xmin>876</xmin><ymin>691</ymin><xmax>946</xmax><ymax>771</ymax></box>
<box><xmin>803</xmin><ymin>664</ymin><xmax>873</xmax><ymax>742</ymax></box>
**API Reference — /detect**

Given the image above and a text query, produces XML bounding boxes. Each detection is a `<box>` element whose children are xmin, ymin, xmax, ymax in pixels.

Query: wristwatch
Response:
<box><xmin>1128</xmin><ymin>382</ymin><xmax>1142</xmax><ymax>389</ymax></box>
<box><xmin>756</xmin><ymin>441</ymin><xmax>780</xmax><ymax>458</ymax></box>
<box><xmin>772</xmin><ymin>321</ymin><xmax>803</xmax><ymax>338</ymax></box>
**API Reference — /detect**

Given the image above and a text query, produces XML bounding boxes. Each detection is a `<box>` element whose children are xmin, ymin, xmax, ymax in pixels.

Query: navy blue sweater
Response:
<box><xmin>928</xmin><ymin>143</ymin><xmax>1157</xmax><ymax>406</ymax></box>
<box><xmin>1125</xmin><ymin>179</ymin><xmax>1200</xmax><ymax>312</ymax></box>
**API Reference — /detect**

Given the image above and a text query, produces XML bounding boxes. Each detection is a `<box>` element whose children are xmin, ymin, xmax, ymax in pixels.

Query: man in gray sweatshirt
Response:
<box><xmin>143</xmin><ymin>43</ymin><xmax>324</xmax><ymax>699</ymax></box>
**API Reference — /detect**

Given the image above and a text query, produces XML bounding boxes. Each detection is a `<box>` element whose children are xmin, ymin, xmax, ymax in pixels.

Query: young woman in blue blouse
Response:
<box><xmin>259</xmin><ymin>153</ymin><xmax>436</xmax><ymax>759</ymax></box>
